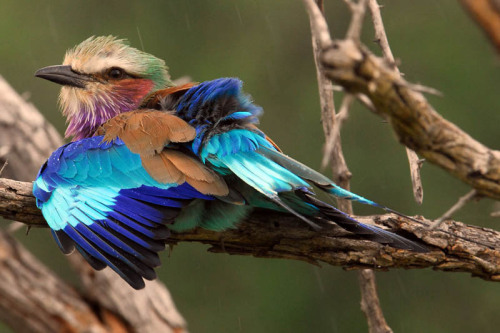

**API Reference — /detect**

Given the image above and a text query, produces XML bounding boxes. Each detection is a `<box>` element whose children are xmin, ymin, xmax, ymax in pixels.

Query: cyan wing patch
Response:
<box><xmin>34</xmin><ymin>136</ymin><xmax>214</xmax><ymax>289</ymax></box>
<box><xmin>201</xmin><ymin>129</ymin><xmax>309</xmax><ymax>195</ymax></box>
<box><xmin>201</xmin><ymin>129</ymin><xmax>322</xmax><ymax>230</ymax></box>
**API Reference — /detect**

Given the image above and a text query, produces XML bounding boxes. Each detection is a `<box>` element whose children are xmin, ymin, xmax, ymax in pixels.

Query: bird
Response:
<box><xmin>34</xmin><ymin>36</ymin><xmax>426</xmax><ymax>289</ymax></box>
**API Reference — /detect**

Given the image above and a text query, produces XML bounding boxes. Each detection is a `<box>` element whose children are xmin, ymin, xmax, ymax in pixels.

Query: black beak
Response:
<box><xmin>35</xmin><ymin>65</ymin><xmax>92</xmax><ymax>88</ymax></box>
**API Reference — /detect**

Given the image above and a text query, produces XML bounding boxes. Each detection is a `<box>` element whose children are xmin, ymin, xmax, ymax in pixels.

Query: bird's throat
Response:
<box><xmin>63</xmin><ymin>79</ymin><xmax>155</xmax><ymax>141</ymax></box>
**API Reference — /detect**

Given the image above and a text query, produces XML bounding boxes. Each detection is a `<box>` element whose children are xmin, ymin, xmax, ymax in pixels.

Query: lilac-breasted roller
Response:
<box><xmin>34</xmin><ymin>36</ymin><xmax>426</xmax><ymax>289</ymax></box>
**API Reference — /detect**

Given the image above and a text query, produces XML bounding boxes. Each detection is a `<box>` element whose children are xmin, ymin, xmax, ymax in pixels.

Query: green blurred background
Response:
<box><xmin>1</xmin><ymin>0</ymin><xmax>500</xmax><ymax>332</ymax></box>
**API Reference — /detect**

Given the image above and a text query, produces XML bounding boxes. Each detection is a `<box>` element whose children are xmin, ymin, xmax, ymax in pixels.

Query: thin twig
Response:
<box><xmin>460</xmin><ymin>0</ymin><xmax>500</xmax><ymax>54</ymax></box>
<box><xmin>306</xmin><ymin>0</ymin><xmax>354</xmax><ymax>214</ymax></box>
<box><xmin>344</xmin><ymin>0</ymin><xmax>369</xmax><ymax>41</ymax></box>
<box><xmin>302</xmin><ymin>0</ymin><xmax>332</xmax><ymax>49</ymax></box>
<box><xmin>368</xmin><ymin>0</ymin><xmax>398</xmax><ymax>71</ymax></box>
<box><xmin>407</xmin><ymin>83</ymin><xmax>443</xmax><ymax>96</ymax></box>
<box><xmin>0</xmin><ymin>161</ymin><xmax>7</xmax><ymax>177</ymax></box>
<box><xmin>368</xmin><ymin>0</ymin><xmax>424</xmax><ymax>204</ymax></box>
<box><xmin>305</xmin><ymin>1</ymin><xmax>392</xmax><ymax>332</ymax></box>
<box><xmin>321</xmin><ymin>94</ymin><xmax>353</xmax><ymax>169</ymax></box>
<box><xmin>359</xmin><ymin>269</ymin><xmax>393</xmax><ymax>333</ymax></box>
<box><xmin>405</xmin><ymin>148</ymin><xmax>424</xmax><ymax>204</ymax></box>
<box><xmin>306</xmin><ymin>0</ymin><xmax>352</xmax><ymax>200</ymax></box>
<box><xmin>342</xmin><ymin>1</ymin><xmax>396</xmax><ymax>331</ymax></box>
<box><xmin>429</xmin><ymin>189</ymin><xmax>478</xmax><ymax>230</ymax></box>
<box><xmin>359</xmin><ymin>94</ymin><xmax>377</xmax><ymax>111</ymax></box>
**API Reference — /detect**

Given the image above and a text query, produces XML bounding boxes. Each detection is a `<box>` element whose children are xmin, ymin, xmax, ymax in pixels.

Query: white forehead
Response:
<box><xmin>63</xmin><ymin>36</ymin><xmax>145</xmax><ymax>75</ymax></box>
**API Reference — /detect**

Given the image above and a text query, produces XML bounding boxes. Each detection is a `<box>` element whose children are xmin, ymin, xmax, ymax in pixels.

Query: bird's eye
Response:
<box><xmin>106</xmin><ymin>67</ymin><xmax>126</xmax><ymax>80</ymax></box>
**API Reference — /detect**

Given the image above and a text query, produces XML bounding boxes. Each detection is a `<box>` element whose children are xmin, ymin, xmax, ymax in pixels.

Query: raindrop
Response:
<box><xmin>234</xmin><ymin>3</ymin><xmax>243</xmax><ymax>25</ymax></box>
<box><xmin>46</xmin><ymin>6</ymin><xmax>59</xmax><ymax>45</ymax></box>
<box><xmin>136</xmin><ymin>26</ymin><xmax>145</xmax><ymax>51</ymax></box>
<box><xmin>313</xmin><ymin>266</ymin><xmax>325</xmax><ymax>292</ymax></box>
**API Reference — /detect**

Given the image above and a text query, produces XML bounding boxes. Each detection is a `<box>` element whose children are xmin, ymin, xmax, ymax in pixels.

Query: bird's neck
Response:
<box><xmin>62</xmin><ymin>79</ymin><xmax>155</xmax><ymax>141</ymax></box>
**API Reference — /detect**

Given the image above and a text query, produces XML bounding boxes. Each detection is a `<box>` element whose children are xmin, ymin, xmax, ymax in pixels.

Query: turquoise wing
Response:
<box><xmin>34</xmin><ymin>136</ymin><xmax>214</xmax><ymax>289</ymax></box>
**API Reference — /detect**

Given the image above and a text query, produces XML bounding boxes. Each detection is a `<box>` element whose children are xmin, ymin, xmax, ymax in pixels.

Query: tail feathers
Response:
<box><xmin>270</xmin><ymin>195</ymin><xmax>321</xmax><ymax>231</ymax></box>
<box><xmin>380</xmin><ymin>207</ymin><xmax>427</xmax><ymax>227</ymax></box>
<box><xmin>259</xmin><ymin>147</ymin><xmax>423</xmax><ymax>225</ymax></box>
<box><xmin>299</xmin><ymin>192</ymin><xmax>428</xmax><ymax>252</ymax></box>
<box><xmin>259</xmin><ymin>147</ymin><xmax>379</xmax><ymax>206</ymax></box>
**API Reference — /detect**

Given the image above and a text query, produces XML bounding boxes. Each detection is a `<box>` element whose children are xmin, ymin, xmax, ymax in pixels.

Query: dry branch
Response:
<box><xmin>367</xmin><ymin>0</ymin><xmax>423</xmax><ymax>205</ymax></box>
<box><xmin>320</xmin><ymin>40</ymin><xmax>500</xmax><ymax>201</ymax></box>
<box><xmin>460</xmin><ymin>0</ymin><xmax>500</xmax><ymax>53</ymax></box>
<box><xmin>305</xmin><ymin>0</ymin><xmax>495</xmax><ymax>202</ymax></box>
<box><xmin>358</xmin><ymin>269</ymin><xmax>393</xmax><ymax>333</ymax></box>
<box><xmin>430</xmin><ymin>189</ymin><xmax>478</xmax><ymax>230</ymax></box>
<box><xmin>0</xmin><ymin>230</ymin><xmax>111</xmax><ymax>333</ymax></box>
<box><xmin>310</xmin><ymin>2</ymin><xmax>393</xmax><ymax>331</ymax></box>
<box><xmin>0</xmin><ymin>79</ymin><xmax>61</xmax><ymax>182</ymax></box>
<box><xmin>2</xmin><ymin>177</ymin><xmax>500</xmax><ymax>281</ymax></box>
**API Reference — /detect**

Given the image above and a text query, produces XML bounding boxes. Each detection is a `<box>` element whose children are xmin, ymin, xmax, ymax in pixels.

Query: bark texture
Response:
<box><xmin>0</xmin><ymin>78</ymin><xmax>61</xmax><ymax>182</ymax></box>
<box><xmin>0</xmin><ymin>231</ymin><xmax>110</xmax><ymax>333</ymax></box>
<box><xmin>2</xmin><ymin>177</ymin><xmax>500</xmax><ymax>282</ymax></box>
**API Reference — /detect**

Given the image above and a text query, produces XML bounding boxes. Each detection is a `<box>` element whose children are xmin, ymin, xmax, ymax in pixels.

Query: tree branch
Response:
<box><xmin>320</xmin><ymin>40</ymin><xmax>500</xmax><ymax>201</ymax></box>
<box><xmin>309</xmin><ymin>2</ymin><xmax>392</xmax><ymax>331</ymax></box>
<box><xmin>0</xmin><ymin>230</ymin><xmax>111</xmax><ymax>333</ymax></box>
<box><xmin>367</xmin><ymin>0</ymin><xmax>424</xmax><ymax>205</ymax></box>
<box><xmin>358</xmin><ymin>269</ymin><xmax>393</xmax><ymax>333</ymax></box>
<box><xmin>0</xmin><ymin>78</ymin><xmax>61</xmax><ymax>182</ymax></box>
<box><xmin>460</xmin><ymin>0</ymin><xmax>500</xmax><ymax>54</ymax></box>
<box><xmin>2</xmin><ymin>176</ymin><xmax>500</xmax><ymax>281</ymax></box>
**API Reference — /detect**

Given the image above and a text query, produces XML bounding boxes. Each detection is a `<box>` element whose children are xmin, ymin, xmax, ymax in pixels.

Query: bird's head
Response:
<box><xmin>35</xmin><ymin>36</ymin><xmax>172</xmax><ymax>140</ymax></box>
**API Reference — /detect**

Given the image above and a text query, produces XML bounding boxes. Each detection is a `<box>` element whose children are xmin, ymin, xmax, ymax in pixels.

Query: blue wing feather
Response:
<box><xmin>34</xmin><ymin>136</ymin><xmax>216</xmax><ymax>289</ymax></box>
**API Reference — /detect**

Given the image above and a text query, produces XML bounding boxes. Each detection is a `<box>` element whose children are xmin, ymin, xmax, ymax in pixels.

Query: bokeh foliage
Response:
<box><xmin>1</xmin><ymin>1</ymin><xmax>500</xmax><ymax>332</ymax></box>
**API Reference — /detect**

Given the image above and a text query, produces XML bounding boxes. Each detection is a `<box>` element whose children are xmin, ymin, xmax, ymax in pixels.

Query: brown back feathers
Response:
<box><xmin>96</xmin><ymin>110</ymin><xmax>228</xmax><ymax>196</ymax></box>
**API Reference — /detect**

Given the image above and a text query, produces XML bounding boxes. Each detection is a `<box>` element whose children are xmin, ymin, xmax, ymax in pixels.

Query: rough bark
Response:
<box><xmin>0</xmin><ymin>78</ymin><xmax>61</xmax><ymax>182</ymax></box>
<box><xmin>0</xmin><ymin>231</ymin><xmax>110</xmax><ymax>333</ymax></box>
<box><xmin>2</xmin><ymin>177</ymin><xmax>500</xmax><ymax>282</ymax></box>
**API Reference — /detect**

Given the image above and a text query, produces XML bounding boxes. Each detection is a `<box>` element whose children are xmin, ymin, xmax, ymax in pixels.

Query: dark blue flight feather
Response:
<box><xmin>34</xmin><ymin>136</ymin><xmax>216</xmax><ymax>289</ymax></box>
